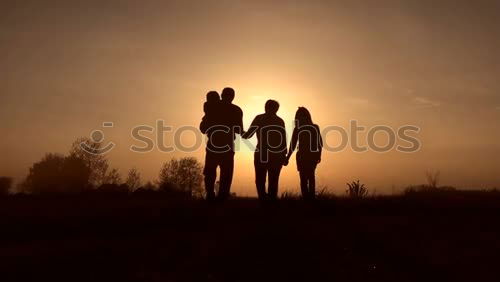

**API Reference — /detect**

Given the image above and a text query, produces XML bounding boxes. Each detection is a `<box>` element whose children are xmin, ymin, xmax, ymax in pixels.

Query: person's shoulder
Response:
<box><xmin>255</xmin><ymin>113</ymin><xmax>266</xmax><ymax>120</ymax></box>
<box><xmin>276</xmin><ymin>115</ymin><xmax>285</xmax><ymax>125</ymax></box>
<box><xmin>247</xmin><ymin>114</ymin><xmax>262</xmax><ymax>127</ymax></box>
<box><xmin>230</xmin><ymin>103</ymin><xmax>243</xmax><ymax>114</ymax></box>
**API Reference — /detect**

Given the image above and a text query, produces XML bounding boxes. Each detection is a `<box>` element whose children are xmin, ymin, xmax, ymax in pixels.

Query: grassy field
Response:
<box><xmin>1</xmin><ymin>191</ymin><xmax>499</xmax><ymax>282</ymax></box>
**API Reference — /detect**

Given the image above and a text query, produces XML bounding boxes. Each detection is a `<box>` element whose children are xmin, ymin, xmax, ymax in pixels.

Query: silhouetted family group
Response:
<box><xmin>200</xmin><ymin>87</ymin><xmax>323</xmax><ymax>201</ymax></box>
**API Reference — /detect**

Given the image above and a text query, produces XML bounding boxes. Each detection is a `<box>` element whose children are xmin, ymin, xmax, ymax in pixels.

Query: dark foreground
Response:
<box><xmin>1</xmin><ymin>192</ymin><xmax>500</xmax><ymax>282</ymax></box>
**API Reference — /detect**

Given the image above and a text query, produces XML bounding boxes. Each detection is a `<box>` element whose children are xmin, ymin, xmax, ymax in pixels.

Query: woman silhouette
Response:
<box><xmin>285</xmin><ymin>107</ymin><xmax>323</xmax><ymax>200</ymax></box>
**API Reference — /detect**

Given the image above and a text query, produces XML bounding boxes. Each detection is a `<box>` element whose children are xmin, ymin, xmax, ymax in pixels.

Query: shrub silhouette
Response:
<box><xmin>404</xmin><ymin>184</ymin><xmax>456</xmax><ymax>196</ymax></box>
<box><xmin>23</xmin><ymin>153</ymin><xmax>91</xmax><ymax>194</ymax></box>
<box><xmin>133</xmin><ymin>181</ymin><xmax>157</xmax><ymax>196</ymax></box>
<box><xmin>404</xmin><ymin>170</ymin><xmax>450</xmax><ymax>195</ymax></box>
<box><xmin>346</xmin><ymin>180</ymin><xmax>368</xmax><ymax>198</ymax></box>
<box><xmin>141</xmin><ymin>181</ymin><xmax>157</xmax><ymax>191</ymax></box>
<box><xmin>425</xmin><ymin>170</ymin><xmax>441</xmax><ymax>189</ymax></box>
<box><xmin>0</xmin><ymin>177</ymin><xmax>13</xmax><ymax>196</ymax></box>
<box><xmin>158</xmin><ymin>157</ymin><xmax>203</xmax><ymax>198</ymax></box>
<box><xmin>96</xmin><ymin>183</ymin><xmax>129</xmax><ymax>195</ymax></box>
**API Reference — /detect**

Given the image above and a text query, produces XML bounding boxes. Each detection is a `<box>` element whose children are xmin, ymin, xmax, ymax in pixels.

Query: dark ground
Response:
<box><xmin>1</xmin><ymin>192</ymin><xmax>499</xmax><ymax>282</ymax></box>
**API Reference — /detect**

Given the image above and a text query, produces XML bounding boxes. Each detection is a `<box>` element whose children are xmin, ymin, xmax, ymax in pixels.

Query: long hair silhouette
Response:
<box><xmin>295</xmin><ymin>107</ymin><xmax>313</xmax><ymax>126</ymax></box>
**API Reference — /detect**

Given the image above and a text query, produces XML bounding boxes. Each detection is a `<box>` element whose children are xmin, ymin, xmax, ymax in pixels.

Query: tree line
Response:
<box><xmin>0</xmin><ymin>137</ymin><xmax>204</xmax><ymax>197</ymax></box>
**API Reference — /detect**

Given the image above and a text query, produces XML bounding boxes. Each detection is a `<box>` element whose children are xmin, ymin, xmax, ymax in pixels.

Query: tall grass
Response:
<box><xmin>346</xmin><ymin>180</ymin><xmax>368</xmax><ymax>198</ymax></box>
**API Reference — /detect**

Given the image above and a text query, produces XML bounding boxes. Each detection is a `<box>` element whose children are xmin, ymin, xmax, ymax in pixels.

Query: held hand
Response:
<box><xmin>283</xmin><ymin>155</ymin><xmax>290</xmax><ymax>166</ymax></box>
<box><xmin>241</xmin><ymin>131</ymin><xmax>251</xmax><ymax>139</ymax></box>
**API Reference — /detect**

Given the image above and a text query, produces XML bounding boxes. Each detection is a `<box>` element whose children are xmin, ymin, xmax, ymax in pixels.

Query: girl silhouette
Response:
<box><xmin>285</xmin><ymin>107</ymin><xmax>323</xmax><ymax>200</ymax></box>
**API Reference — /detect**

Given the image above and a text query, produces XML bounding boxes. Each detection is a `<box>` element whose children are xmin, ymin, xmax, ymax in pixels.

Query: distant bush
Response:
<box><xmin>22</xmin><ymin>153</ymin><xmax>91</xmax><ymax>194</ymax></box>
<box><xmin>158</xmin><ymin>158</ymin><xmax>203</xmax><ymax>198</ymax></box>
<box><xmin>425</xmin><ymin>170</ymin><xmax>441</xmax><ymax>189</ymax></box>
<box><xmin>97</xmin><ymin>183</ymin><xmax>129</xmax><ymax>194</ymax></box>
<box><xmin>130</xmin><ymin>182</ymin><xmax>157</xmax><ymax>196</ymax></box>
<box><xmin>404</xmin><ymin>185</ymin><xmax>456</xmax><ymax>196</ymax></box>
<box><xmin>0</xmin><ymin>177</ymin><xmax>13</xmax><ymax>196</ymax></box>
<box><xmin>142</xmin><ymin>181</ymin><xmax>157</xmax><ymax>191</ymax></box>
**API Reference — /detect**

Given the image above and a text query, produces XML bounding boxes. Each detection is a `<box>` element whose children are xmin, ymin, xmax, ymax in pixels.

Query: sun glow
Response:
<box><xmin>233</xmin><ymin>87</ymin><xmax>302</xmax><ymax>165</ymax></box>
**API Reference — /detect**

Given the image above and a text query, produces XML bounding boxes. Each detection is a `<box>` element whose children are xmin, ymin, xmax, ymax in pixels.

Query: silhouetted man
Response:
<box><xmin>242</xmin><ymin>100</ymin><xmax>287</xmax><ymax>201</ymax></box>
<box><xmin>200</xmin><ymin>87</ymin><xmax>243</xmax><ymax>201</ymax></box>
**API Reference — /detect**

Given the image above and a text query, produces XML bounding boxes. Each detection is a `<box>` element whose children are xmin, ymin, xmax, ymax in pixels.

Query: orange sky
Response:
<box><xmin>1</xmin><ymin>0</ymin><xmax>499</xmax><ymax>195</ymax></box>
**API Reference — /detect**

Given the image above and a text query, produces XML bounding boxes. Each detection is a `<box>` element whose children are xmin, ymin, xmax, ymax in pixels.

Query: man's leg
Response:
<box><xmin>203</xmin><ymin>151</ymin><xmax>217</xmax><ymax>201</ymax></box>
<box><xmin>268</xmin><ymin>163</ymin><xmax>283</xmax><ymax>201</ymax></box>
<box><xmin>218</xmin><ymin>152</ymin><xmax>234</xmax><ymax>200</ymax></box>
<box><xmin>254</xmin><ymin>159</ymin><xmax>267</xmax><ymax>200</ymax></box>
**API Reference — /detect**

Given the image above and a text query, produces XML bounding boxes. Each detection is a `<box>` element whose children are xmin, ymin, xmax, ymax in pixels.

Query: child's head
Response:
<box><xmin>206</xmin><ymin>91</ymin><xmax>220</xmax><ymax>103</ymax></box>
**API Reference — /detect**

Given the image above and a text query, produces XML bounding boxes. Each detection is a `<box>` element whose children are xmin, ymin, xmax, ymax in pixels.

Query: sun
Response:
<box><xmin>233</xmin><ymin>89</ymin><xmax>300</xmax><ymax>163</ymax></box>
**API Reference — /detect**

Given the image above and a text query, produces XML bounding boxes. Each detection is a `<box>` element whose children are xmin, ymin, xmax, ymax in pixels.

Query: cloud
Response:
<box><xmin>412</xmin><ymin>96</ymin><xmax>440</xmax><ymax>108</ymax></box>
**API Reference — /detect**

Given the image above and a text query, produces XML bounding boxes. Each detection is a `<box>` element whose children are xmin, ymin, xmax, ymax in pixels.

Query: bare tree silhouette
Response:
<box><xmin>103</xmin><ymin>168</ymin><xmax>122</xmax><ymax>185</ymax></box>
<box><xmin>69</xmin><ymin>137</ymin><xmax>122</xmax><ymax>187</ymax></box>
<box><xmin>126</xmin><ymin>168</ymin><xmax>142</xmax><ymax>191</ymax></box>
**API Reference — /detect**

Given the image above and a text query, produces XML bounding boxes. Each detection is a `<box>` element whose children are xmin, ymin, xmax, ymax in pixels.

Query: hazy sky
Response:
<box><xmin>1</xmin><ymin>0</ymin><xmax>499</xmax><ymax>194</ymax></box>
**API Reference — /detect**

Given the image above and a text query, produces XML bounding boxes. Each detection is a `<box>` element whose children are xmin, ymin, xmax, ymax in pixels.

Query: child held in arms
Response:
<box><xmin>202</xmin><ymin>91</ymin><xmax>220</xmax><ymax>122</ymax></box>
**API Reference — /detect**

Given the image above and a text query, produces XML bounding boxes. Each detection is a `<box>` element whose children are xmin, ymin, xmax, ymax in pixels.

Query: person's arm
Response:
<box><xmin>317</xmin><ymin>125</ymin><xmax>323</xmax><ymax>163</ymax></box>
<box><xmin>241</xmin><ymin>116</ymin><xmax>259</xmax><ymax>139</ymax></box>
<box><xmin>280</xmin><ymin>120</ymin><xmax>288</xmax><ymax>161</ymax></box>
<box><xmin>285</xmin><ymin>127</ymin><xmax>298</xmax><ymax>163</ymax></box>
<box><xmin>234</xmin><ymin>108</ymin><xmax>244</xmax><ymax>135</ymax></box>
